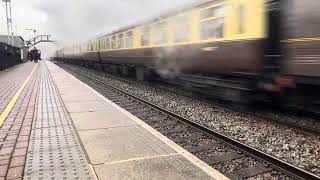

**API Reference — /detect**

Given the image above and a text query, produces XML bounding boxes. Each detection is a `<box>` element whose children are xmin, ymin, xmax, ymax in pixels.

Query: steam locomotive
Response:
<box><xmin>55</xmin><ymin>0</ymin><xmax>320</xmax><ymax>109</ymax></box>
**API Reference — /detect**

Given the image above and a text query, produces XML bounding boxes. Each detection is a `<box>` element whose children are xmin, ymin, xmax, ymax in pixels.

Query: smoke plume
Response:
<box><xmin>35</xmin><ymin>0</ymin><xmax>198</xmax><ymax>45</ymax></box>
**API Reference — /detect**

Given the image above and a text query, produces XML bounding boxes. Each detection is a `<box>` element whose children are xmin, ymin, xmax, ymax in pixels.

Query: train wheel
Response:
<box><xmin>120</xmin><ymin>66</ymin><xmax>129</xmax><ymax>76</ymax></box>
<box><xmin>154</xmin><ymin>57</ymin><xmax>180</xmax><ymax>79</ymax></box>
<box><xmin>94</xmin><ymin>63</ymin><xmax>103</xmax><ymax>71</ymax></box>
<box><xmin>136</xmin><ymin>67</ymin><xmax>150</xmax><ymax>81</ymax></box>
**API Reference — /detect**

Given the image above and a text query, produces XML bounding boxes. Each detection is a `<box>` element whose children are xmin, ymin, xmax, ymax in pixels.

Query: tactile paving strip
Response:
<box><xmin>24</xmin><ymin>63</ymin><xmax>94</xmax><ymax>180</ymax></box>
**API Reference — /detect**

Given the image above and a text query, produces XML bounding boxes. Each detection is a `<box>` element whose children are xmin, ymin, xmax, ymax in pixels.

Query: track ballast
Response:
<box><xmin>57</xmin><ymin>62</ymin><xmax>319</xmax><ymax>180</ymax></box>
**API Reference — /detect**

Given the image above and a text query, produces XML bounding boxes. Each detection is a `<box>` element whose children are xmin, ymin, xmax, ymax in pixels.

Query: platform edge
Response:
<box><xmin>46</xmin><ymin>61</ymin><xmax>230</xmax><ymax>180</ymax></box>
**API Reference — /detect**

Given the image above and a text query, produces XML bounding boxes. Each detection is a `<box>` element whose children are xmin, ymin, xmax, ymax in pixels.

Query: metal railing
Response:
<box><xmin>27</xmin><ymin>35</ymin><xmax>54</xmax><ymax>47</ymax></box>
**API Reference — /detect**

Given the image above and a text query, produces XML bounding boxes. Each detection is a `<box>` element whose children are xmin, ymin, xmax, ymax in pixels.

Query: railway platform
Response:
<box><xmin>0</xmin><ymin>61</ymin><xmax>228</xmax><ymax>180</ymax></box>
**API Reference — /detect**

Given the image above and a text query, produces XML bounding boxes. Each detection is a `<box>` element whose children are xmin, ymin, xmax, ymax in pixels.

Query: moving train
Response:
<box><xmin>55</xmin><ymin>0</ymin><xmax>320</xmax><ymax>108</ymax></box>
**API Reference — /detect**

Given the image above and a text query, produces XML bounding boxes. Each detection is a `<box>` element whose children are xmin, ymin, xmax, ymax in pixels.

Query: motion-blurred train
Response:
<box><xmin>55</xmin><ymin>0</ymin><xmax>320</xmax><ymax>108</ymax></box>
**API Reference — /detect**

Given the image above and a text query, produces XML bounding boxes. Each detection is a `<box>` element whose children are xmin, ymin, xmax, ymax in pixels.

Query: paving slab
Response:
<box><xmin>94</xmin><ymin>154</ymin><xmax>215</xmax><ymax>180</ymax></box>
<box><xmin>0</xmin><ymin>62</ymin><xmax>36</xmax><ymax>115</ymax></box>
<box><xmin>59</xmin><ymin>87</ymin><xmax>93</xmax><ymax>94</ymax></box>
<box><xmin>23</xmin><ymin>62</ymin><xmax>94</xmax><ymax>180</ymax></box>
<box><xmin>61</xmin><ymin>93</ymin><xmax>102</xmax><ymax>102</ymax></box>
<box><xmin>24</xmin><ymin>168</ymin><xmax>92</xmax><ymax>180</ymax></box>
<box><xmin>0</xmin><ymin>62</ymin><xmax>39</xmax><ymax>180</ymax></box>
<box><xmin>31</xmin><ymin>125</ymin><xmax>74</xmax><ymax>139</ymax></box>
<box><xmin>79</xmin><ymin>126</ymin><xmax>176</xmax><ymax>164</ymax></box>
<box><xmin>64</xmin><ymin>101</ymin><xmax>107</xmax><ymax>113</ymax></box>
<box><xmin>71</xmin><ymin>110</ymin><xmax>138</xmax><ymax>130</ymax></box>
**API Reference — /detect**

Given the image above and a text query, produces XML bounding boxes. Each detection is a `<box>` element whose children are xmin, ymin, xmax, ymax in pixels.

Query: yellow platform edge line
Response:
<box><xmin>0</xmin><ymin>64</ymin><xmax>38</xmax><ymax>127</ymax></box>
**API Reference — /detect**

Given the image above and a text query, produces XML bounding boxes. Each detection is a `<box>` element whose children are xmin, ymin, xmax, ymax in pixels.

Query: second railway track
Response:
<box><xmin>58</xmin><ymin>63</ymin><xmax>319</xmax><ymax>180</ymax></box>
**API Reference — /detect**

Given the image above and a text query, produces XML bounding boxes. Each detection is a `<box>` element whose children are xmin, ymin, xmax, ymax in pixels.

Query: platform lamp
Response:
<box><xmin>2</xmin><ymin>0</ymin><xmax>13</xmax><ymax>45</ymax></box>
<box><xmin>26</xmin><ymin>28</ymin><xmax>36</xmax><ymax>47</ymax></box>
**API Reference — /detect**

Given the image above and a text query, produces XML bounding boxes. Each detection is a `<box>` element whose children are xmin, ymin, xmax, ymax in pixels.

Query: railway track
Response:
<box><xmin>61</xmin><ymin>63</ymin><xmax>320</xmax><ymax>136</ymax></box>
<box><xmin>138</xmin><ymin>80</ymin><xmax>320</xmax><ymax>136</ymax></box>
<box><xmin>59</xmin><ymin>63</ymin><xmax>319</xmax><ymax>180</ymax></box>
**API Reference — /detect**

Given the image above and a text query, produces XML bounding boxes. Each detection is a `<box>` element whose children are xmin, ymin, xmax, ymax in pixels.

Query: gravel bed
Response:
<box><xmin>156</xmin><ymin>124</ymin><xmax>186</xmax><ymax>131</ymax></box>
<box><xmin>107</xmin><ymin>68</ymin><xmax>320</xmax><ymax>132</ymax></box>
<box><xmin>245</xmin><ymin>170</ymin><xmax>293</xmax><ymax>180</ymax></box>
<box><xmin>144</xmin><ymin>116</ymin><xmax>169</xmax><ymax>122</ymax></box>
<box><xmin>256</xmin><ymin>111</ymin><xmax>320</xmax><ymax>131</ymax></box>
<box><xmin>149</xmin><ymin>120</ymin><xmax>177</xmax><ymax>127</ymax></box>
<box><xmin>196</xmin><ymin>145</ymin><xmax>236</xmax><ymax>157</ymax></box>
<box><xmin>167</xmin><ymin>132</ymin><xmax>202</xmax><ymax>139</ymax></box>
<box><xmin>214</xmin><ymin>157</ymin><xmax>260</xmax><ymax>174</ymax></box>
<box><xmin>59</xmin><ymin>63</ymin><xmax>320</xmax><ymax>177</ymax></box>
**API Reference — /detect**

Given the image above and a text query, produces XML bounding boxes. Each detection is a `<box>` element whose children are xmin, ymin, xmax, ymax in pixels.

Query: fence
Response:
<box><xmin>0</xmin><ymin>42</ymin><xmax>22</xmax><ymax>71</ymax></box>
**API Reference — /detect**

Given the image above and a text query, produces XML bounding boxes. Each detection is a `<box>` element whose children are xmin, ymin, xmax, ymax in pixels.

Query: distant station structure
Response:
<box><xmin>0</xmin><ymin>34</ymin><xmax>54</xmax><ymax>69</ymax></box>
<box><xmin>27</xmin><ymin>35</ymin><xmax>54</xmax><ymax>47</ymax></box>
<box><xmin>0</xmin><ymin>35</ymin><xmax>28</xmax><ymax>65</ymax></box>
<box><xmin>0</xmin><ymin>35</ymin><xmax>25</xmax><ymax>48</ymax></box>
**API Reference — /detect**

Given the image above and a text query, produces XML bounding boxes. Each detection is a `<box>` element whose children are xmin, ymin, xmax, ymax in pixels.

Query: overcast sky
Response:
<box><xmin>0</xmin><ymin>0</ymin><xmax>199</xmax><ymax>57</ymax></box>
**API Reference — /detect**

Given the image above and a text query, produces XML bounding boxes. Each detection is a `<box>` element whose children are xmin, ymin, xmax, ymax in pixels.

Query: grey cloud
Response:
<box><xmin>35</xmin><ymin>0</ymin><xmax>198</xmax><ymax>45</ymax></box>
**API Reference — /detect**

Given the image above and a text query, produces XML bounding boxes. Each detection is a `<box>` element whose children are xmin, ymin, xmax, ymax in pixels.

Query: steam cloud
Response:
<box><xmin>35</xmin><ymin>0</ymin><xmax>198</xmax><ymax>45</ymax></box>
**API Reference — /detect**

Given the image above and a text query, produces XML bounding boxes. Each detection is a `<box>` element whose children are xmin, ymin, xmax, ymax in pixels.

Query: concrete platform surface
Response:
<box><xmin>0</xmin><ymin>61</ymin><xmax>228</xmax><ymax>180</ymax></box>
<box><xmin>0</xmin><ymin>62</ymin><xmax>39</xmax><ymax>180</ymax></box>
<box><xmin>47</xmin><ymin>61</ymin><xmax>228</xmax><ymax>180</ymax></box>
<box><xmin>0</xmin><ymin>63</ymin><xmax>36</xmax><ymax>115</ymax></box>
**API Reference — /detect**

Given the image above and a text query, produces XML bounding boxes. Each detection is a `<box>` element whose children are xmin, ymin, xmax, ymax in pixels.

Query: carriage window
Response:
<box><xmin>106</xmin><ymin>38</ymin><xmax>110</xmax><ymax>50</ymax></box>
<box><xmin>141</xmin><ymin>27</ymin><xmax>151</xmax><ymax>46</ymax></box>
<box><xmin>173</xmin><ymin>15</ymin><xmax>191</xmax><ymax>43</ymax></box>
<box><xmin>97</xmin><ymin>41</ymin><xmax>100</xmax><ymax>50</ymax></box>
<box><xmin>200</xmin><ymin>5</ymin><xmax>226</xmax><ymax>40</ymax></box>
<box><xmin>112</xmin><ymin>35</ymin><xmax>117</xmax><ymax>49</ymax></box>
<box><xmin>201</xmin><ymin>6</ymin><xmax>226</xmax><ymax>20</ymax></box>
<box><xmin>118</xmin><ymin>34</ymin><xmax>124</xmax><ymax>49</ymax></box>
<box><xmin>154</xmin><ymin>22</ymin><xmax>168</xmax><ymax>45</ymax></box>
<box><xmin>238</xmin><ymin>5</ymin><xmax>246</xmax><ymax>34</ymax></box>
<box><xmin>125</xmin><ymin>31</ymin><xmax>133</xmax><ymax>48</ymax></box>
<box><xmin>201</xmin><ymin>18</ymin><xmax>224</xmax><ymax>39</ymax></box>
<box><xmin>100</xmin><ymin>40</ymin><xmax>104</xmax><ymax>50</ymax></box>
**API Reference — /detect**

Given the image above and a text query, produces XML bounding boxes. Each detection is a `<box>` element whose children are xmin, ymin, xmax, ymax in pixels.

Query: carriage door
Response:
<box><xmin>264</xmin><ymin>0</ymin><xmax>283</xmax><ymax>78</ymax></box>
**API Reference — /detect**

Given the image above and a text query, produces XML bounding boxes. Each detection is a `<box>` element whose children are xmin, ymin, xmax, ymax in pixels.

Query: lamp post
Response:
<box><xmin>8</xmin><ymin>0</ymin><xmax>13</xmax><ymax>45</ymax></box>
<box><xmin>25</xmin><ymin>28</ymin><xmax>36</xmax><ymax>47</ymax></box>
<box><xmin>2</xmin><ymin>0</ymin><xmax>11</xmax><ymax>45</ymax></box>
